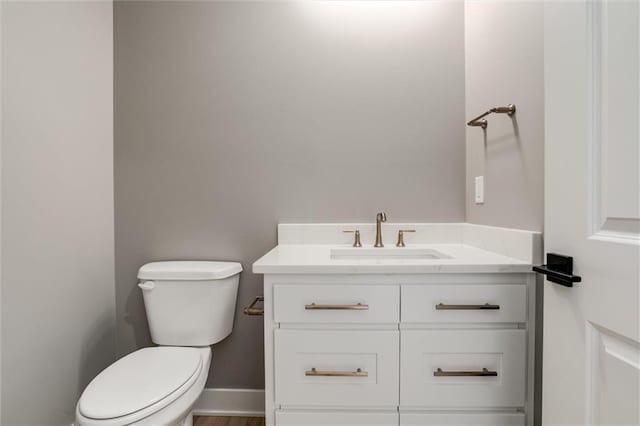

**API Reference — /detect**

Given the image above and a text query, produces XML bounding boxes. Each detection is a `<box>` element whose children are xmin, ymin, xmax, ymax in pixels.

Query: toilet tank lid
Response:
<box><xmin>138</xmin><ymin>261</ymin><xmax>242</xmax><ymax>280</ymax></box>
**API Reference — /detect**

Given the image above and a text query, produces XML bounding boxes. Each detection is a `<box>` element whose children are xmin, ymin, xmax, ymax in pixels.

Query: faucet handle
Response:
<box><xmin>396</xmin><ymin>229</ymin><xmax>416</xmax><ymax>247</ymax></box>
<box><xmin>343</xmin><ymin>229</ymin><xmax>362</xmax><ymax>248</ymax></box>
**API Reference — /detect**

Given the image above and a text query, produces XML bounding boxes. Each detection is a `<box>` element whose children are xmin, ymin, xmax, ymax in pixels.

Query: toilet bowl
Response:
<box><xmin>76</xmin><ymin>261</ymin><xmax>242</xmax><ymax>426</ymax></box>
<box><xmin>75</xmin><ymin>346</ymin><xmax>210</xmax><ymax>426</ymax></box>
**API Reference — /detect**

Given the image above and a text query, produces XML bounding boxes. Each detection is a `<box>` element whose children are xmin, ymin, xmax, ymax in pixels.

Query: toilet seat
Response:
<box><xmin>77</xmin><ymin>347</ymin><xmax>204</xmax><ymax>425</ymax></box>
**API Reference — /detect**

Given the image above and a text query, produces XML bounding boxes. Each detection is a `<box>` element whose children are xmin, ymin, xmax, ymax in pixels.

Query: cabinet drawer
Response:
<box><xmin>276</xmin><ymin>410</ymin><xmax>398</xmax><ymax>426</ymax></box>
<box><xmin>274</xmin><ymin>285</ymin><xmax>399</xmax><ymax>323</ymax></box>
<box><xmin>275</xmin><ymin>330</ymin><xmax>399</xmax><ymax>407</ymax></box>
<box><xmin>400</xmin><ymin>329</ymin><xmax>526</xmax><ymax>408</ymax></box>
<box><xmin>401</xmin><ymin>284</ymin><xmax>526</xmax><ymax>323</ymax></box>
<box><xmin>401</xmin><ymin>411</ymin><xmax>525</xmax><ymax>426</ymax></box>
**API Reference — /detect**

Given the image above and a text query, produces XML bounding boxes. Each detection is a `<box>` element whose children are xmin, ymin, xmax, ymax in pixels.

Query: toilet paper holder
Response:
<box><xmin>243</xmin><ymin>296</ymin><xmax>264</xmax><ymax>316</ymax></box>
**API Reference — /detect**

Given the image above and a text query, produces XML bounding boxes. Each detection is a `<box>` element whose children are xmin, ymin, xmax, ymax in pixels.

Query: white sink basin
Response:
<box><xmin>330</xmin><ymin>247</ymin><xmax>451</xmax><ymax>260</ymax></box>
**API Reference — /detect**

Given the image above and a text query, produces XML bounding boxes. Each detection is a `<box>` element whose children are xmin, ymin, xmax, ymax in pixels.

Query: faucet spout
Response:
<box><xmin>374</xmin><ymin>212</ymin><xmax>387</xmax><ymax>247</ymax></box>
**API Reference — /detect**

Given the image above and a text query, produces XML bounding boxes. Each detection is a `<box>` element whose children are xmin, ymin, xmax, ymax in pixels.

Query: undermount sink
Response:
<box><xmin>330</xmin><ymin>247</ymin><xmax>451</xmax><ymax>260</ymax></box>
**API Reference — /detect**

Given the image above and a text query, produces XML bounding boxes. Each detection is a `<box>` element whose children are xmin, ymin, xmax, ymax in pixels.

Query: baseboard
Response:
<box><xmin>192</xmin><ymin>388</ymin><xmax>265</xmax><ymax>417</ymax></box>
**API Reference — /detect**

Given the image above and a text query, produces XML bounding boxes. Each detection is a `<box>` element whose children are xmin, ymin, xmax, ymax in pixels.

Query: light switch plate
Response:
<box><xmin>475</xmin><ymin>176</ymin><xmax>484</xmax><ymax>204</ymax></box>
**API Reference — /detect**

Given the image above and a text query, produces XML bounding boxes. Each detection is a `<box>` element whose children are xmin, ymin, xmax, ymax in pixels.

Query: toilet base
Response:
<box><xmin>178</xmin><ymin>411</ymin><xmax>193</xmax><ymax>426</ymax></box>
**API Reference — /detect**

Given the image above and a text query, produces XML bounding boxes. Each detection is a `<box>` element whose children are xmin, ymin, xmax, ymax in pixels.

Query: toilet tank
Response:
<box><xmin>137</xmin><ymin>261</ymin><xmax>242</xmax><ymax>346</ymax></box>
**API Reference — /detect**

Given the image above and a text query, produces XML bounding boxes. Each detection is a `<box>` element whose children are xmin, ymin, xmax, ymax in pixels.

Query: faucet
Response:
<box><xmin>374</xmin><ymin>212</ymin><xmax>387</xmax><ymax>247</ymax></box>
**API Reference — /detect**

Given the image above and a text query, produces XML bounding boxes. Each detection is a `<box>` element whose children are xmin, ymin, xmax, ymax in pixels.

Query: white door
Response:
<box><xmin>543</xmin><ymin>1</ymin><xmax>640</xmax><ymax>425</ymax></box>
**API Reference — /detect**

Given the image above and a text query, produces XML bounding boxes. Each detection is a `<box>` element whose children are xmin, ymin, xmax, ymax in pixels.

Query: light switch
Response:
<box><xmin>475</xmin><ymin>176</ymin><xmax>484</xmax><ymax>204</ymax></box>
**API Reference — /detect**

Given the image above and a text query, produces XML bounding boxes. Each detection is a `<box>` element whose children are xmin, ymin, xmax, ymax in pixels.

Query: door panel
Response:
<box><xmin>592</xmin><ymin>0</ymin><xmax>640</xmax><ymax>239</ymax></box>
<box><xmin>543</xmin><ymin>1</ymin><xmax>640</xmax><ymax>424</ymax></box>
<box><xmin>588</xmin><ymin>324</ymin><xmax>640</xmax><ymax>425</ymax></box>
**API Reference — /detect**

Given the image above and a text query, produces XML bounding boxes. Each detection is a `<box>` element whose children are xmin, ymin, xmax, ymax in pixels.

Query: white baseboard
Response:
<box><xmin>192</xmin><ymin>388</ymin><xmax>265</xmax><ymax>417</ymax></box>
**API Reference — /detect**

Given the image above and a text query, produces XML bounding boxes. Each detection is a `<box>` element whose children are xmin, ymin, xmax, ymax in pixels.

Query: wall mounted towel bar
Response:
<box><xmin>467</xmin><ymin>104</ymin><xmax>516</xmax><ymax>129</ymax></box>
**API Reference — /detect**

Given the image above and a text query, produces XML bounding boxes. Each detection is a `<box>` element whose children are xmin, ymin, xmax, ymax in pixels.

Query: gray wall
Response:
<box><xmin>1</xmin><ymin>2</ymin><xmax>115</xmax><ymax>424</ymax></box>
<box><xmin>464</xmin><ymin>1</ymin><xmax>544</xmax><ymax>232</ymax></box>
<box><xmin>0</xmin><ymin>0</ymin><xmax>4</xmax><ymax>420</ymax></box>
<box><xmin>115</xmin><ymin>1</ymin><xmax>465</xmax><ymax>389</ymax></box>
<box><xmin>464</xmin><ymin>3</ymin><xmax>544</xmax><ymax>424</ymax></box>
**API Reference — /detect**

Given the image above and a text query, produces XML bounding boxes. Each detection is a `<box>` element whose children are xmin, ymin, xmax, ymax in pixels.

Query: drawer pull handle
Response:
<box><xmin>305</xmin><ymin>303</ymin><xmax>369</xmax><ymax>310</ymax></box>
<box><xmin>305</xmin><ymin>367</ymin><xmax>368</xmax><ymax>377</ymax></box>
<box><xmin>434</xmin><ymin>367</ymin><xmax>498</xmax><ymax>377</ymax></box>
<box><xmin>435</xmin><ymin>303</ymin><xmax>500</xmax><ymax>310</ymax></box>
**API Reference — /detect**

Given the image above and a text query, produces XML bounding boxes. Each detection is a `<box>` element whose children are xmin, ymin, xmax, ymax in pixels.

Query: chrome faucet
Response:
<box><xmin>374</xmin><ymin>212</ymin><xmax>387</xmax><ymax>247</ymax></box>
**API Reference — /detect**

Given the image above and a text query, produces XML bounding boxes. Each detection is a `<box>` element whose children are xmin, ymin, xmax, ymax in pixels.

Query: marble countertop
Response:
<box><xmin>252</xmin><ymin>223</ymin><xmax>541</xmax><ymax>274</ymax></box>
<box><xmin>252</xmin><ymin>243</ymin><xmax>533</xmax><ymax>274</ymax></box>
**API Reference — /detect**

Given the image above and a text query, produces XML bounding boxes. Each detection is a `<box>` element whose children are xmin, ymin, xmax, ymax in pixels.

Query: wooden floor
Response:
<box><xmin>193</xmin><ymin>416</ymin><xmax>265</xmax><ymax>426</ymax></box>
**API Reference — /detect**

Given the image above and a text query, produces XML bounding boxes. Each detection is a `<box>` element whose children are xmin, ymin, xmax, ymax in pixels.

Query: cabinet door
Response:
<box><xmin>401</xmin><ymin>329</ymin><xmax>526</xmax><ymax>408</ymax></box>
<box><xmin>401</xmin><ymin>411</ymin><xmax>525</xmax><ymax>426</ymax></box>
<box><xmin>275</xmin><ymin>329</ymin><xmax>399</xmax><ymax>407</ymax></box>
<box><xmin>277</xmin><ymin>410</ymin><xmax>398</xmax><ymax>426</ymax></box>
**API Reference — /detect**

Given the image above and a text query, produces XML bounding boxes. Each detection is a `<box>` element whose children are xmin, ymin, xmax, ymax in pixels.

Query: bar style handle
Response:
<box><xmin>305</xmin><ymin>302</ymin><xmax>369</xmax><ymax>310</ymax></box>
<box><xmin>435</xmin><ymin>302</ymin><xmax>500</xmax><ymax>310</ymax></box>
<box><xmin>305</xmin><ymin>367</ymin><xmax>368</xmax><ymax>377</ymax></box>
<box><xmin>434</xmin><ymin>368</ymin><xmax>497</xmax><ymax>377</ymax></box>
<box><xmin>243</xmin><ymin>296</ymin><xmax>264</xmax><ymax>316</ymax></box>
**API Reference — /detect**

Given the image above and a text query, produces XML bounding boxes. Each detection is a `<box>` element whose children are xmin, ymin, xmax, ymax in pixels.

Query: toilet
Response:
<box><xmin>75</xmin><ymin>261</ymin><xmax>242</xmax><ymax>426</ymax></box>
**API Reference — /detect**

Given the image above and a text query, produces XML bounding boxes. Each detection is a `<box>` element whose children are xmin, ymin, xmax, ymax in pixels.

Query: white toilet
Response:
<box><xmin>76</xmin><ymin>261</ymin><xmax>242</xmax><ymax>426</ymax></box>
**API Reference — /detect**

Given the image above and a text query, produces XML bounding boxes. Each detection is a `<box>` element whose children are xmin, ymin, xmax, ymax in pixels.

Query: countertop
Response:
<box><xmin>252</xmin><ymin>243</ymin><xmax>533</xmax><ymax>274</ymax></box>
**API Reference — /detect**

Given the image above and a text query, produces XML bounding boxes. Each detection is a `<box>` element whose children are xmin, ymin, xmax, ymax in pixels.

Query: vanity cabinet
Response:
<box><xmin>261</xmin><ymin>274</ymin><xmax>535</xmax><ymax>426</ymax></box>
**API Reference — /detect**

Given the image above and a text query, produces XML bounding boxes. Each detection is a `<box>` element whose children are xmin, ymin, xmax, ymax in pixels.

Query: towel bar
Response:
<box><xmin>467</xmin><ymin>104</ymin><xmax>516</xmax><ymax>129</ymax></box>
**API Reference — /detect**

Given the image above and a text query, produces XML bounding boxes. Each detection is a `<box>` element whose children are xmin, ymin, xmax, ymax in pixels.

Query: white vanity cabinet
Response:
<box><xmin>260</xmin><ymin>274</ymin><xmax>535</xmax><ymax>426</ymax></box>
<box><xmin>253</xmin><ymin>223</ymin><xmax>541</xmax><ymax>426</ymax></box>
